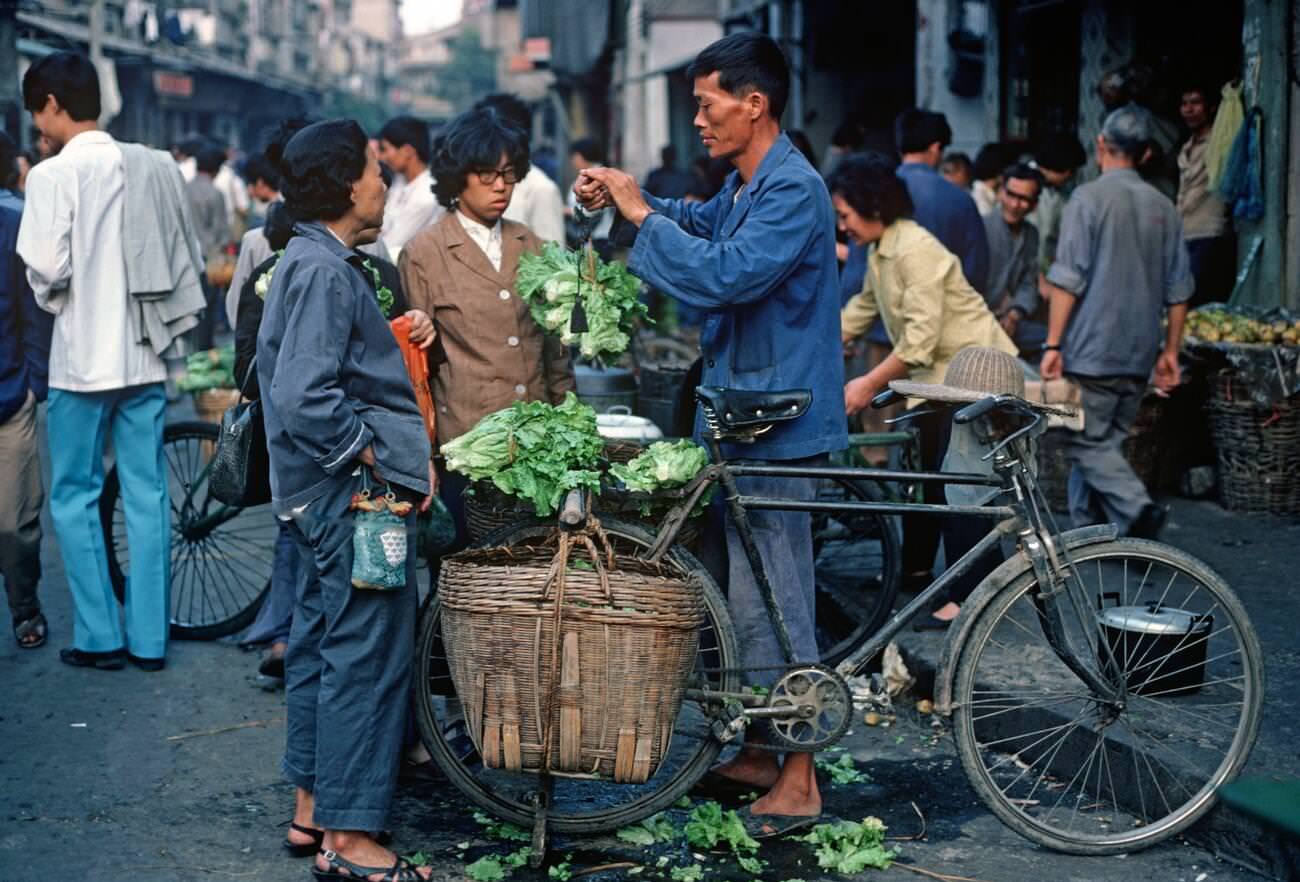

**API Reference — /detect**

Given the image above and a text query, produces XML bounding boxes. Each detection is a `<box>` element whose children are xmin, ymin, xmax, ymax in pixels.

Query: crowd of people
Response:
<box><xmin>0</xmin><ymin>30</ymin><xmax>1225</xmax><ymax>880</ymax></box>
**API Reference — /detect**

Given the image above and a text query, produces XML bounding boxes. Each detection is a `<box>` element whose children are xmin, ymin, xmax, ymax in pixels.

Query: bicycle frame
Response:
<box><xmin>654</xmin><ymin>416</ymin><xmax>1124</xmax><ymax>719</ymax></box>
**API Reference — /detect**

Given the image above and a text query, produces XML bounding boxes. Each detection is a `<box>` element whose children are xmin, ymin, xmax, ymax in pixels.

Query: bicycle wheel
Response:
<box><xmin>952</xmin><ymin>538</ymin><xmax>1262</xmax><ymax>854</ymax></box>
<box><xmin>101</xmin><ymin>421</ymin><xmax>275</xmax><ymax>640</ymax></box>
<box><xmin>811</xmin><ymin>478</ymin><xmax>901</xmax><ymax>665</ymax></box>
<box><xmin>414</xmin><ymin>515</ymin><xmax>740</xmax><ymax>834</ymax></box>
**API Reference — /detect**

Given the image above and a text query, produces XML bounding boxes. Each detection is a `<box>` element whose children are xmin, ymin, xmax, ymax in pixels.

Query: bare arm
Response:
<box><xmin>844</xmin><ymin>353</ymin><xmax>909</xmax><ymax>416</ymax></box>
<box><xmin>1039</xmin><ymin>281</ymin><xmax>1077</xmax><ymax>380</ymax></box>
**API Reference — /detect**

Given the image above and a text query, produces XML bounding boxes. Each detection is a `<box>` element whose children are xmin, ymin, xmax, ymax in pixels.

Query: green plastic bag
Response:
<box><xmin>417</xmin><ymin>497</ymin><xmax>458</xmax><ymax>560</ymax></box>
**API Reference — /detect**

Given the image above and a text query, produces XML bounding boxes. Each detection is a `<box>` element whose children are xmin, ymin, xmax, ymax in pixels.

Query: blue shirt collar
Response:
<box><xmin>294</xmin><ymin>221</ymin><xmax>370</xmax><ymax>271</ymax></box>
<box><xmin>898</xmin><ymin>161</ymin><xmax>936</xmax><ymax>175</ymax></box>
<box><xmin>721</xmin><ymin>133</ymin><xmax>796</xmax><ymax>200</ymax></box>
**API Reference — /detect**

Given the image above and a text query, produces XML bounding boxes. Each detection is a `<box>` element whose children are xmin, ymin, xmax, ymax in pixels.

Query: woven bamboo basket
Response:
<box><xmin>463</xmin><ymin>483</ymin><xmax>535</xmax><ymax>543</ymax></box>
<box><xmin>603</xmin><ymin>440</ymin><xmax>645</xmax><ymax>464</ymax></box>
<box><xmin>1207</xmin><ymin>375</ymin><xmax>1300</xmax><ymax>514</ymax></box>
<box><xmin>193</xmin><ymin>387</ymin><xmax>240</xmax><ymax>424</ymax></box>
<box><xmin>438</xmin><ymin>530</ymin><xmax>704</xmax><ymax>783</ymax></box>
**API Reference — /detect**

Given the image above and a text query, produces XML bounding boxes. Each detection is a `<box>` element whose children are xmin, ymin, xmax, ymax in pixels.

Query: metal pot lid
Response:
<box><xmin>1098</xmin><ymin>604</ymin><xmax>1210</xmax><ymax>635</ymax></box>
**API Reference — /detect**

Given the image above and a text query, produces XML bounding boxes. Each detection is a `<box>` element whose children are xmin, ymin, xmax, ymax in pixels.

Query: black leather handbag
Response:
<box><xmin>209</xmin><ymin>358</ymin><xmax>272</xmax><ymax>507</ymax></box>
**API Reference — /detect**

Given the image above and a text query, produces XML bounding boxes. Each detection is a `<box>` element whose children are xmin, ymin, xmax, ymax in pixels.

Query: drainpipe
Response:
<box><xmin>790</xmin><ymin>0</ymin><xmax>804</xmax><ymax>127</ymax></box>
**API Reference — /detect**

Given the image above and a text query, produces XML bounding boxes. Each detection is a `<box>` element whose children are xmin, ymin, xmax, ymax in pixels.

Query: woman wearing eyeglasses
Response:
<box><xmin>398</xmin><ymin>107</ymin><xmax>575</xmax><ymax>551</ymax></box>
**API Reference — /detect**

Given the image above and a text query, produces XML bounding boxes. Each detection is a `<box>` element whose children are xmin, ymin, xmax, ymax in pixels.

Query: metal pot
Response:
<box><xmin>575</xmin><ymin>364</ymin><xmax>637</xmax><ymax>414</ymax></box>
<box><xmin>1097</xmin><ymin>603</ymin><xmax>1212</xmax><ymax>696</ymax></box>
<box><xmin>597</xmin><ymin>407</ymin><xmax>664</xmax><ymax>443</ymax></box>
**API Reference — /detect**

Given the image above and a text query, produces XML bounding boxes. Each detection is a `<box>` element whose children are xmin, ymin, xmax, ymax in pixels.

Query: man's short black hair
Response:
<box><xmin>660</xmin><ymin>144</ymin><xmax>677</xmax><ymax>166</ymax></box>
<box><xmin>941</xmin><ymin>151</ymin><xmax>973</xmax><ymax>176</ymax></box>
<box><xmin>973</xmin><ymin>142</ymin><xmax>1017</xmax><ymax>181</ymax></box>
<box><xmin>894</xmin><ymin>109</ymin><xmax>952</xmax><ymax>155</ymax></box>
<box><xmin>1034</xmin><ymin>131</ymin><xmax>1086</xmax><ymax>173</ymax></box>
<box><xmin>687</xmin><ymin>32</ymin><xmax>790</xmax><ymax>122</ymax></box>
<box><xmin>280</xmin><ymin>119</ymin><xmax>369</xmax><ymax>222</ymax></box>
<box><xmin>1180</xmin><ymin>80</ymin><xmax>1219</xmax><ymax>109</ymax></box>
<box><xmin>826</xmin><ymin>152</ymin><xmax>914</xmax><ymax>227</ymax></box>
<box><xmin>22</xmin><ymin>51</ymin><xmax>101</xmax><ymax>122</ymax></box>
<box><xmin>1001</xmin><ymin>161</ymin><xmax>1044</xmax><ymax>193</ymax></box>
<box><xmin>378</xmin><ymin>115</ymin><xmax>431</xmax><ymax>164</ymax></box>
<box><xmin>196</xmin><ymin>146</ymin><xmax>226</xmax><ymax>176</ymax></box>
<box><xmin>244</xmin><ymin>154</ymin><xmax>280</xmax><ymax>191</ymax></box>
<box><xmin>0</xmin><ymin>131</ymin><xmax>18</xmax><ymax>190</ymax></box>
<box><xmin>570</xmin><ymin>136</ymin><xmax>603</xmax><ymax>165</ymax></box>
<box><xmin>474</xmin><ymin>93</ymin><xmax>531</xmax><ymax>134</ymax></box>
<box><xmin>430</xmin><ymin>108</ymin><xmax>531</xmax><ymax>211</ymax></box>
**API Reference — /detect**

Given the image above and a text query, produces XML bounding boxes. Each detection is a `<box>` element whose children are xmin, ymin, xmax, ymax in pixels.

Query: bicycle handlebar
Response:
<box><xmin>953</xmin><ymin>394</ymin><xmax>1039</xmax><ymax>425</ymax></box>
<box><xmin>871</xmin><ymin>389</ymin><xmax>902</xmax><ymax>409</ymax></box>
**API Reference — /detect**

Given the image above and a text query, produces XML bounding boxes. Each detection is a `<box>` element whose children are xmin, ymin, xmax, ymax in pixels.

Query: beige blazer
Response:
<box><xmin>398</xmin><ymin>213</ymin><xmax>576</xmax><ymax>447</ymax></box>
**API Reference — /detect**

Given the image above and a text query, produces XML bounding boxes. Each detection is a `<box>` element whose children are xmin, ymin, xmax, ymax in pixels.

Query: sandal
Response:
<box><xmin>313</xmin><ymin>849</ymin><xmax>429</xmax><ymax>882</ymax></box>
<box><xmin>14</xmin><ymin>613</ymin><xmax>47</xmax><ymax>649</ymax></box>
<box><xmin>286</xmin><ymin>826</ymin><xmax>393</xmax><ymax>858</ymax></box>
<box><xmin>737</xmin><ymin>805</ymin><xmax>821</xmax><ymax>840</ymax></box>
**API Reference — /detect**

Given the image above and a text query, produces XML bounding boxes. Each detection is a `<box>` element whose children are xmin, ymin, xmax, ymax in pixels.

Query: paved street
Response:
<box><xmin>2</xmin><ymin>407</ymin><xmax>1296</xmax><ymax>882</ymax></box>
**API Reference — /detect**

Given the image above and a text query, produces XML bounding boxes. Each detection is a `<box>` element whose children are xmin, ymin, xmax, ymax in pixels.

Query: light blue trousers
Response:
<box><xmin>47</xmin><ymin>383</ymin><xmax>170</xmax><ymax>658</ymax></box>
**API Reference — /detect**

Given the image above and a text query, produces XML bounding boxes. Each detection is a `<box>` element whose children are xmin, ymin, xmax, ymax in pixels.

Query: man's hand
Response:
<box><xmin>1040</xmin><ymin>349</ymin><xmax>1064</xmax><ymax>381</ymax></box>
<box><xmin>999</xmin><ymin>310</ymin><xmax>1021</xmax><ymax>338</ymax></box>
<box><xmin>572</xmin><ymin>172</ymin><xmax>611</xmax><ymax>211</ymax></box>
<box><xmin>577</xmin><ymin>167</ymin><xmax>654</xmax><ymax>227</ymax></box>
<box><xmin>357</xmin><ymin>445</ymin><xmax>376</xmax><ymax>466</ymax></box>
<box><xmin>405</xmin><ymin>309</ymin><xmax>435</xmax><ymax>350</ymax></box>
<box><xmin>419</xmin><ymin>459</ymin><xmax>438</xmax><ymax>513</ymax></box>
<box><xmin>1153</xmin><ymin>349</ymin><xmax>1182</xmax><ymax>396</ymax></box>
<box><xmin>844</xmin><ymin>375</ymin><xmax>880</xmax><ymax>416</ymax></box>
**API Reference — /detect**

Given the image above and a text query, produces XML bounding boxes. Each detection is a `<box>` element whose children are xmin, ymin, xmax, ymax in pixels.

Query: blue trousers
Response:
<box><xmin>282</xmin><ymin>472</ymin><xmax>417</xmax><ymax>831</ymax></box>
<box><xmin>47</xmin><ymin>384</ymin><xmax>170</xmax><ymax>658</ymax></box>
<box><xmin>241</xmin><ymin>521</ymin><xmax>298</xmax><ymax>646</ymax></box>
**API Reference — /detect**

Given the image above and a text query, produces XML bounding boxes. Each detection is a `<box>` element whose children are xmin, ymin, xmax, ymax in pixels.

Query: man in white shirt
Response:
<box><xmin>214</xmin><ymin>147</ymin><xmax>251</xmax><ymax>236</ymax></box>
<box><xmin>475</xmin><ymin>93</ymin><xmax>567</xmax><ymax>244</ymax></box>
<box><xmin>376</xmin><ymin>115</ymin><xmax>442</xmax><ymax>257</ymax></box>
<box><xmin>17</xmin><ymin>52</ymin><xmax>173</xmax><ymax>672</ymax></box>
<box><xmin>566</xmin><ymin>137</ymin><xmax>614</xmax><ymax>257</ymax></box>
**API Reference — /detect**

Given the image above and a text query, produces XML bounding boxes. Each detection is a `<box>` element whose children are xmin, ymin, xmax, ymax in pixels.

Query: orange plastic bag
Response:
<box><xmin>389</xmin><ymin>315</ymin><xmax>437</xmax><ymax>443</ymax></box>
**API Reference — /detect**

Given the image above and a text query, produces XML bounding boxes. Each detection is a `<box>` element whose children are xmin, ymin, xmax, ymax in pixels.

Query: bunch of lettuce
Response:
<box><xmin>608</xmin><ymin>440</ymin><xmax>708</xmax><ymax>493</ymax></box>
<box><xmin>441</xmin><ymin>393</ymin><xmax>604</xmax><ymax>516</ymax></box>
<box><xmin>177</xmin><ymin>344</ymin><xmax>236</xmax><ymax>391</ymax></box>
<box><xmin>516</xmin><ymin>242</ymin><xmax>650</xmax><ymax>362</ymax></box>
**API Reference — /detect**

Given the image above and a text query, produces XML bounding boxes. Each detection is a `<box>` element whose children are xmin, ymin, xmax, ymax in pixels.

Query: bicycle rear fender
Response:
<box><xmin>932</xmin><ymin>524</ymin><xmax>1120</xmax><ymax>715</ymax></box>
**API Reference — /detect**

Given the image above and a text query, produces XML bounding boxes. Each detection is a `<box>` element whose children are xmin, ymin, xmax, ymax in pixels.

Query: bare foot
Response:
<box><xmin>749</xmin><ymin>753</ymin><xmax>821</xmax><ymax>822</ymax></box>
<box><xmin>710</xmin><ymin>747</ymin><xmax>781</xmax><ymax>789</ymax></box>
<box><xmin>319</xmin><ymin>831</ymin><xmax>432</xmax><ymax>880</ymax></box>
<box><xmin>932</xmin><ymin>601</ymin><xmax>961</xmax><ymax>622</ymax></box>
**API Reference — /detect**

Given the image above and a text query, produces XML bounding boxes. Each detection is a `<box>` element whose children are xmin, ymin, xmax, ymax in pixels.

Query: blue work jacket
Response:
<box><xmin>629</xmin><ymin>135</ymin><xmax>847</xmax><ymax>460</ymax></box>
<box><xmin>257</xmin><ymin>222</ymin><xmax>431</xmax><ymax>514</ymax></box>
<box><xmin>0</xmin><ymin>191</ymin><xmax>52</xmax><ymax>425</ymax></box>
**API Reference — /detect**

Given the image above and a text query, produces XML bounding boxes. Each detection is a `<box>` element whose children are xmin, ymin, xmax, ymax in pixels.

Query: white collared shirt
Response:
<box><xmin>457</xmin><ymin>210</ymin><xmax>503</xmax><ymax>272</ymax></box>
<box><xmin>503</xmin><ymin>165</ymin><xmax>566</xmax><ymax>244</ymax></box>
<box><xmin>17</xmin><ymin>130</ymin><xmax>166</xmax><ymax>392</ymax></box>
<box><xmin>381</xmin><ymin>167</ymin><xmax>442</xmax><ymax>257</ymax></box>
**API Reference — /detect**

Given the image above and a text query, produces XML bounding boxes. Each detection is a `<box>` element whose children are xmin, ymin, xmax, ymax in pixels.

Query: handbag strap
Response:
<box><xmin>238</xmin><ymin>355</ymin><xmax>258</xmax><ymax>399</ymax></box>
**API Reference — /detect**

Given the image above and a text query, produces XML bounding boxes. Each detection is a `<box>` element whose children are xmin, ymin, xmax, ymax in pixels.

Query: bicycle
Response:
<box><xmin>413</xmin><ymin>385</ymin><xmax>1262</xmax><ymax>859</ymax></box>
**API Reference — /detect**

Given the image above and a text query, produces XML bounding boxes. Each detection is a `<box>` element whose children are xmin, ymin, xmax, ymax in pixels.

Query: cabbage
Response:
<box><xmin>608</xmin><ymin>440</ymin><xmax>709</xmax><ymax>493</ymax></box>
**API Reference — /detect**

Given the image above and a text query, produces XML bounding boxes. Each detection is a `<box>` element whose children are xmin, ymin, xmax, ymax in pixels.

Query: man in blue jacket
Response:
<box><xmin>0</xmin><ymin>134</ymin><xmax>54</xmax><ymax>650</ymax></box>
<box><xmin>577</xmin><ymin>32</ymin><xmax>846</xmax><ymax>837</ymax></box>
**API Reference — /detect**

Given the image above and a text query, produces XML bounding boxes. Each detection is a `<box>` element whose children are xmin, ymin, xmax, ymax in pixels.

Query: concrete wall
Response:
<box><xmin>914</xmin><ymin>0</ymin><xmax>998</xmax><ymax>155</ymax></box>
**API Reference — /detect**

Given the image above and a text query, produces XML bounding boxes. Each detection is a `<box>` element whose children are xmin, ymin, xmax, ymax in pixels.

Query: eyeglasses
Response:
<box><xmin>1002</xmin><ymin>188</ymin><xmax>1039</xmax><ymax>207</ymax></box>
<box><xmin>475</xmin><ymin>166</ymin><xmax>520</xmax><ymax>185</ymax></box>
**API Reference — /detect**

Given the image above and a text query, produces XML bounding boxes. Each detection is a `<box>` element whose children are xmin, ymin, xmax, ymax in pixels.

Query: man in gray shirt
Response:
<box><xmin>186</xmin><ymin>144</ymin><xmax>230</xmax><ymax>348</ymax></box>
<box><xmin>1041</xmin><ymin>104</ymin><xmax>1193</xmax><ymax>538</ymax></box>
<box><xmin>982</xmin><ymin>162</ymin><xmax>1045</xmax><ymax>353</ymax></box>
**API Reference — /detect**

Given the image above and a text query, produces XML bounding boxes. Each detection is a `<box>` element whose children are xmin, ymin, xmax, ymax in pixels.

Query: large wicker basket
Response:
<box><xmin>438</xmin><ymin>529</ymin><xmax>704</xmax><ymax>783</ymax></box>
<box><xmin>193</xmin><ymin>387</ymin><xmax>240</xmax><ymax>424</ymax></box>
<box><xmin>463</xmin><ymin>481</ymin><xmax>534</xmax><ymax>543</ymax></box>
<box><xmin>1207</xmin><ymin>375</ymin><xmax>1300</xmax><ymax>513</ymax></box>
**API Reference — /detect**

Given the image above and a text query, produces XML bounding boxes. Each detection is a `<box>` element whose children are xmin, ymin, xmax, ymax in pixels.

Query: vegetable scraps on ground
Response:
<box><xmin>441</xmin><ymin>393</ymin><xmax>604</xmax><ymax>516</ymax></box>
<box><xmin>176</xmin><ymin>344</ymin><xmax>236</xmax><ymax>392</ymax></box>
<box><xmin>516</xmin><ymin>241</ymin><xmax>650</xmax><ymax>362</ymax></box>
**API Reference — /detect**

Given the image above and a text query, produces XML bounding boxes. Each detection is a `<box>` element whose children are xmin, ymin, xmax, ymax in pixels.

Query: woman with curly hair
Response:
<box><xmin>832</xmin><ymin>152</ymin><xmax>1016</xmax><ymax>630</ymax></box>
<box><xmin>398</xmin><ymin>106</ymin><xmax>575</xmax><ymax>552</ymax></box>
<box><xmin>256</xmin><ymin>118</ymin><xmax>435</xmax><ymax>882</ymax></box>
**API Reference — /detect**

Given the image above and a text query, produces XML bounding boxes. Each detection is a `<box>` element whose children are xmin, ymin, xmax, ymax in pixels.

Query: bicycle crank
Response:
<box><xmin>763</xmin><ymin>665</ymin><xmax>854</xmax><ymax>752</ymax></box>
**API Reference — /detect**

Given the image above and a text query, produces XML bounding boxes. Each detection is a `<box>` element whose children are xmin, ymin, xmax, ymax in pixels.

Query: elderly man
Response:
<box><xmin>1041</xmin><ymin>105</ymin><xmax>1192</xmax><ymax>539</ymax></box>
<box><xmin>257</xmin><ymin>119</ymin><xmax>434</xmax><ymax>880</ymax></box>
<box><xmin>575</xmin><ymin>31</ymin><xmax>845</xmax><ymax>837</ymax></box>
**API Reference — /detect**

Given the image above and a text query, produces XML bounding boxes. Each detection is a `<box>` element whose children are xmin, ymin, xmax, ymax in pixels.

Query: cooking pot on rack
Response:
<box><xmin>1097</xmin><ymin>602</ymin><xmax>1212</xmax><ymax>696</ymax></box>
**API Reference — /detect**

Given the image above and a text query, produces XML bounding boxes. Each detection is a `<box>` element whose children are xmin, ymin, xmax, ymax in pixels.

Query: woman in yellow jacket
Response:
<box><xmin>830</xmin><ymin>153</ymin><xmax>1016</xmax><ymax>629</ymax></box>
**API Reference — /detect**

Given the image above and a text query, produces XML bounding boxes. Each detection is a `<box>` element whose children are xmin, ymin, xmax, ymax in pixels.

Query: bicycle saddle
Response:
<box><xmin>695</xmin><ymin>386</ymin><xmax>811</xmax><ymax>430</ymax></box>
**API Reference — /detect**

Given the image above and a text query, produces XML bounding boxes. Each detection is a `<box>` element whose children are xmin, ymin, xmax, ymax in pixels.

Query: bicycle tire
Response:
<box><xmin>810</xmin><ymin>478</ymin><xmax>902</xmax><ymax>665</ymax></box>
<box><xmin>951</xmin><ymin>539</ymin><xmax>1262</xmax><ymax>854</ymax></box>
<box><xmin>413</xmin><ymin>515</ymin><xmax>740</xmax><ymax>834</ymax></box>
<box><xmin>101</xmin><ymin>420</ymin><xmax>273</xmax><ymax>640</ymax></box>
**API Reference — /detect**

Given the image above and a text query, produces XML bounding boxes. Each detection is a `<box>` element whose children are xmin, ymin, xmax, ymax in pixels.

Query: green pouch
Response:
<box><xmin>417</xmin><ymin>496</ymin><xmax>458</xmax><ymax>559</ymax></box>
<box><xmin>350</xmin><ymin>475</ymin><xmax>412</xmax><ymax>591</ymax></box>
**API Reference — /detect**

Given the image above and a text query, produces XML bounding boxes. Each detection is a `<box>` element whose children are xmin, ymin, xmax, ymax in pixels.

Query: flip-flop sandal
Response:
<box><xmin>313</xmin><ymin>849</ymin><xmax>429</xmax><ymax>882</ymax></box>
<box><xmin>737</xmin><ymin>805</ymin><xmax>821</xmax><ymax>840</ymax></box>
<box><xmin>688</xmin><ymin>770</ymin><xmax>765</xmax><ymax>804</ymax></box>
<box><xmin>14</xmin><ymin>613</ymin><xmax>47</xmax><ymax>649</ymax></box>
<box><xmin>284</xmin><ymin>825</ymin><xmax>393</xmax><ymax>858</ymax></box>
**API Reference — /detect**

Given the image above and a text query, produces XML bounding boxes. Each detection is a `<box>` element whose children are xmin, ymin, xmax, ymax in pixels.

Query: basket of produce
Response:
<box><xmin>438</xmin><ymin>524</ymin><xmax>704</xmax><ymax>783</ymax></box>
<box><xmin>516</xmin><ymin>242</ymin><xmax>650</xmax><ymax>363</ymax></box>
<box><xmin>178</xmin><ymin>345</ymin><xmax>239</xmax><ymax>424</ymax></box>
<box><xmin>601</xmin><ymin>440</ymin><xmax>714</xmax><ymax>547</ymax></box>
<box><xmin>1206</xmin><ymin>374</ymin><xmax>1300</xmax><ymax>513</ymax></box>
<box><xmin>442</xmin><ymin>394</ymin><xmax>604</xmax><ymax>543</ymax></box>
<box><xmin>1184</xmin><ymin>306</ymin><xmax>1300</xmax><ymax>513</ymax></box>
